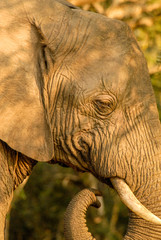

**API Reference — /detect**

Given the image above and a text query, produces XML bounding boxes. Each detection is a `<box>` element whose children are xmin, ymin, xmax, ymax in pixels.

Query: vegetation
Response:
<box><xmin>8</xmin><ymin>0</ymin><xmax>161</xmax><ymax>239</ymax></box>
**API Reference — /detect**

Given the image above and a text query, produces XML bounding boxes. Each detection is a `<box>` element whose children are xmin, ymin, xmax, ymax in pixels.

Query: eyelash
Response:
<box><xmin>78</xmin><ymin>94</ymin><xmax>117</xmax><ymax>121</ymax></box>
<box><xmin>92</xmin><ymin>95</ymin><xmax>116</xmax><ymax>118</ymax></box>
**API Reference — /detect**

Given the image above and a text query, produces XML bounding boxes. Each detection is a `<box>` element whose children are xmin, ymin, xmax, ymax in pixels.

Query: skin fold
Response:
<box><xmin>0</xmin><ymin>0</ymin><xmax>161</xmax><ymax>239</ymax></box>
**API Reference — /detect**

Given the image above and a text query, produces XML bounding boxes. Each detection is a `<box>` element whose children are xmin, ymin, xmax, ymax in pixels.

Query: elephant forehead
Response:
<box><xmin>65</xmin><ymin>51</ymin><xmax>132</xmax><ymax>99</ymax></box>
<box><xmin>75</xmin><ymin>41</ymin><xmax>148</xmax><ymax>104</ymax></box>
<box><xmin>57</xmin><ymin>21</ymin><xmax>142</xmax><ymax>96</ymax></box>
<box><xmin>57</xmin><ymin>54</ymin><xmax>138</xmax><ymax>105</ymax></box>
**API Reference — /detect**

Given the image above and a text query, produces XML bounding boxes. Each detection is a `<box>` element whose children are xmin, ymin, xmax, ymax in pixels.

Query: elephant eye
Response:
<box><xmin>92</xmin><ymin>94</ymin><xmax>116</xmax><ymax>118</ymax></box>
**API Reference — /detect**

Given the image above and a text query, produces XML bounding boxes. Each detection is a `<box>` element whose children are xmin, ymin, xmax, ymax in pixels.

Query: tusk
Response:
<box><xmin>110</xmin><ymin>177</ymin><xmax>161</xmax><ymax>225</ymax></box>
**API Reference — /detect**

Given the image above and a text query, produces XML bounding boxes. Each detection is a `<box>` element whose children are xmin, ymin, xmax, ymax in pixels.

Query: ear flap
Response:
<box><xmin>0</xmin><ymin>69</ymin><xmax>54</xmax><ymax>162</ymax></box>
<box><xmin>0</xmin><ymin>0</ymin><xmax>76</xmax><ymax>161</ymax></box>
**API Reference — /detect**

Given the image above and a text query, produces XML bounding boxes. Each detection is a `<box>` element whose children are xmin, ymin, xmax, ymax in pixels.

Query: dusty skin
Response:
<box><xmin>0</xmin><ymin>0</ymin><xmax>161</xmax><ymax>239</ymax></box>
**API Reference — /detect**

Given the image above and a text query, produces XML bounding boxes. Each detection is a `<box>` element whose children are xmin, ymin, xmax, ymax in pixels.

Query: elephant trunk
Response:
<box><xmin>64</xmin><ymin>188</ymin><xmax>102</xmax><ymax>240</ymax></box>
<box><xmin>64</xmin><ymin>178</ymin><xmax>161</xmax><ymax>240</ymax></box>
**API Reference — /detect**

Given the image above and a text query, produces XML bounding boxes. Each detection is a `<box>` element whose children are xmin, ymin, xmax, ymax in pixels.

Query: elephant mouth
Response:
<box><xmin>53</xmin><ymin>135</ymin><xmax>161</xmax><ymax>225</ymax></box>
<box><xmin>109</xmin><ymin>177</ymin><xmax>161</xmax><ymax>225</ymax></box>
<box><xmin>64</xmin><ymin>179</ymin><xmax>161</xmax><ymax>240</ymax></box>
<box><xmin>53</xmin><ymin>156</ymin><xmax>89</xmax><ymax>173</ymax></box>
<box><xmin>58</xmin><ymin>161</ymin><xmax>87</xmax><ymax>173</ymax></box>
<box><xmin>93</xmin><ymin>173</ymin><xmax>161</xmax><ymax>225</ymax></box>
<box><xmin>55</xmin><ymin>157</ymin><xmax>161</xmax><ymax>225</ymax></box>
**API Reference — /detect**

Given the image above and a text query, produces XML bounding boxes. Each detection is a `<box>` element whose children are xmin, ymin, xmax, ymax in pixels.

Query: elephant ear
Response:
<box><xmin>0</xmin><ymin>0</ymin><xmax>76</xmax><ymax>161</ymax></box>
<box><xmin>0</xmin><ymin>4</ymin><xmax>54</xmax><ymax>162</ymax></box>
<box><xmin>0</xmin><ymin>68</ymin><xmax>54</xmax><ymax>161</ymax></box>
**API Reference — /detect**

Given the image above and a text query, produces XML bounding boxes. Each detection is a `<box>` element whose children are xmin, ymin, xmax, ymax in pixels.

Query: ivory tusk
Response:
<box><xmin>110</xmin><ymin>177</ymin><xmax>161</xmax><ymax>225</ymax></box>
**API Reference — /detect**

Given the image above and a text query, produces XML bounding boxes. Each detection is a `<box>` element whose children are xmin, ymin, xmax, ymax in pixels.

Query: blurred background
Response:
<box><xmin>7</xmin><ymin>0</ymin><xmax>161</xmax><ymax>239</ymax></box>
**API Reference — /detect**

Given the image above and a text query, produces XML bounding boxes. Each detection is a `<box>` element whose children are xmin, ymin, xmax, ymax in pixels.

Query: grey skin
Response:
<box><xmin>0</xmin><ymin>0</ymin><xmax>161</xmax><ymax>239</ymax></box>
<box><xmin>64</xmin><ymin>188</ymin><xmax>102</xmax><ymax>240</ymax></box>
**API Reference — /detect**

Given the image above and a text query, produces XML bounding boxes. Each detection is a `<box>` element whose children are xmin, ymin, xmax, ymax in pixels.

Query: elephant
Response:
<box><xmin>0</xmin><ymin>0</ymin><xmax>161</xmax><ymax>239</ymax></box>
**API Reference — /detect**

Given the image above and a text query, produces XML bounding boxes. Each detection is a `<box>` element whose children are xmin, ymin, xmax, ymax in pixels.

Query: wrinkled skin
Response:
<box><xmin>0</xmin><ymin>0</ymin><xmax>161</xmax><ymax>239</ymax></box>
<box><xmin>64</xmin><ymin>188</ymin><xmax>102</xmax><ymax>240</ymax></box>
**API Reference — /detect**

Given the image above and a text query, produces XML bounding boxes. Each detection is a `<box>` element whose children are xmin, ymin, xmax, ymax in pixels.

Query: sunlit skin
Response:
<box><xmin>0</xmin><ymin>0</ymin><xmax>161</xmax><ymax>239</ymax></box>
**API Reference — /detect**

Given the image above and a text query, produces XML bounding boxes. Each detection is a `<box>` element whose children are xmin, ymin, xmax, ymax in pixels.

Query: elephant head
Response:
<box><xmin>0</xmin><ymin>0</ymin><xmax>161</xmax><ymax>239</ymax></box>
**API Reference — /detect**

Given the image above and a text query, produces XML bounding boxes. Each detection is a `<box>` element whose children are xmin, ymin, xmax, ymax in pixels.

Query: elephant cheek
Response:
<box><xmin>72</xmin><ymin>131</ymin><xmax>108</xmax><ymax>177</ymax></box>
<box><xmin>71</xmin><ymin>133</ymin><xmax>92</xmax><ymax>168</ymax></box>
<box><xmin>89</xmin><ymin>137</ymin><xmax>119</xmax><ymax>180</ymax></box>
